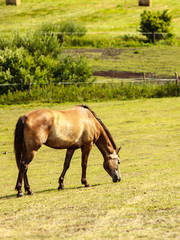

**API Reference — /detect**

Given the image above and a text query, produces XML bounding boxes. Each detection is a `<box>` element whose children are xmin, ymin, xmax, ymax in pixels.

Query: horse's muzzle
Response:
<box><xmin>113</xmin><ymin>175</ymin><xmax>121</xmax><ymax>183</ymax></box>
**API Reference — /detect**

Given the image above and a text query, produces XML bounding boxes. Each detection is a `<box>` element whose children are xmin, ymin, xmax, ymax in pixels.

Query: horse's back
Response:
<box><xmin>23</xmin><ymin>107</ymin><xmax>99</xmax><ymax>150</ymax></box>
<box><xmin>47</xmin><ymin>107</ymin><xmax>98</xmax><ymax>148</ymax></box>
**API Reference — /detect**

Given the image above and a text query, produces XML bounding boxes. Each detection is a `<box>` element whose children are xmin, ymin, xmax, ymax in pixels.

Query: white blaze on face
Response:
<box><xmin>109</xmin><ymin>150</ymin><xmax>119</xmax><ymax>160</ymax></box>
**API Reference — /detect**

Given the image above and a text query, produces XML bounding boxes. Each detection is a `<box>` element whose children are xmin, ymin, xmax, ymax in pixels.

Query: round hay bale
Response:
<box><xmin>139</xmin><ymin>0</ymin><xmax>151</xmax><ymax>6</ymax></box>
<box><xmin>6</xmin><ymin>0</ymin><xmax>21</xmax><ymax>6</ymax></box>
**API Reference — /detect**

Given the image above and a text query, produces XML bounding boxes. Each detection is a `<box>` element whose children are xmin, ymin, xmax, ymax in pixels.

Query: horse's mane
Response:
<box><xmin>78</xmin><ymin>105</ymin><xmax>117</xmax><ymax>150</ymax></box>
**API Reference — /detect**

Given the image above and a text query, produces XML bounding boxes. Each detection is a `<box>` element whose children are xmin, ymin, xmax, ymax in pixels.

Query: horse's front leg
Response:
<box><xmin>81</xmin><ymin>144</ymin><xmax>92</xmax><ymax>187</ymax></box>
<box><xmin>58</xmin><ymin>148</ymin><xmax>75</xmax><ymax>190</ymax></box>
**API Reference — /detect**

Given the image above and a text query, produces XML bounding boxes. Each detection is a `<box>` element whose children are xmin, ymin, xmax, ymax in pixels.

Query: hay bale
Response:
<box><xmin>139</xmin><ymin>0</ymin><xmax>151</xmax><ymax>6</ymax></box>
<box><xmin>6</xmin><ymin>0</ymin><xmax>21</xmax><ymax>6</ymax></box>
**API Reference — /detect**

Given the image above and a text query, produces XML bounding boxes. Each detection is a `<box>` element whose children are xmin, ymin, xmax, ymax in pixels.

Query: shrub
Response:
<box><xmin>0</xmin><ymin>47</ymin><xmax>61</xmax><ymax>93</ymax></box>
<box><xmin>0</xmin><ymin>37</ymin><xmax>10</xmax><ymax>50</ymax></box>
<box><xmin>0</xmin><ymin>48</ymin><xmax>33</xmax><ymax>93</ymax></box>
<box><xmin>39</xmin><ymin>21</ymin><xmax>87</xmax><ymax>44</ymax></box>
<box><xmin>0</xmin><ymin>47</ymin><xmax>93</xmax><ymax>94</ymax></box>
<box><xmin>54</xmin><ymin>55</ymin><xmax>93</xmax><ymax>83</ymax></box>
<box><xmin>59</xmin><ymin>20</ymin><xmax>87</xmax><ymax>37</ymax></box>
<box><xmin>12</xmin><ymin>30</ymin><xmax>61</xmax><ymax>57</ymax></box>
<box><xmin>139</xmin><ymin>10</ymin><xmax>173</xmax><ymax>43</ymax></box>
<box><xmin>0</xmin><ymin>21</ymin><xmax>93</xmax><ymax>94</ymax></box>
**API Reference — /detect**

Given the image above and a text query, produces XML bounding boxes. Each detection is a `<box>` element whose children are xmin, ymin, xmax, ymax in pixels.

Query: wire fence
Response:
<box><xmin>9</xmin><ymin>30</ymin><xmax>179</xmax><ymax>38</ymax></box>
<box><xmin>0</xmin><ymin>75</ymin><xmax>179</xmax><ymax>88</ymax></box>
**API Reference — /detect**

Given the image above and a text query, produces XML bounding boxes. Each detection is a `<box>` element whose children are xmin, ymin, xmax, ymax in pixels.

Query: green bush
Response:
<box><xmin>139</xmin><ymin>10</ymin><xmax>173</xmax><ymax>43</ymax></box>
<box><xmin>0</xmin><ymin>48</ymin><xmax>33</xmax><ymax>93</ymax></box>
<box><xmin>0</xmin><ymin>47</ymin><xmax>58</xmax><ymax>94</ymax></box>
<box><xmin>0</xmin><ymin>47</ymin><xmax>92</xmax><ymax>94</ymax></box>
<box><xmin>53</xmin><ymin>55</ymin><xmax>92</xmax><ymax>83</ymax></box>
<box><xmin>39</xmin><ymin>21</ymin><xmax>87</xmax><ymax>44</ymax></box>
<box><xmin>12</xmin><ymin>30</ymin><xmax>61</xmax><ymax>57</ymax></box>
<box><xmin>0</xmin><ymin>37</ymin><xmax>10</xmax><ymax>50</ymax></box>
<box><xmin>12</xmin><ymin>31</ymin><xmax>61</xmax><ymax>57</ymax></box>
<box><xmin>0</xmin><ymin>22</ymin><xmax>92</xmax><ymax>93</ymax></box>
<box><xmin>59</xmin><ymin>20</ymin><xmax>87</xmax><ymax>37</ymax></box>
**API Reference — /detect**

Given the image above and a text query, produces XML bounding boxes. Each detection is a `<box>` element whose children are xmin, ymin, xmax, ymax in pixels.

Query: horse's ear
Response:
<box><xmin>116</xmin><ymin>146</ymin><xmax>122</xmax><ymax>154</ymax></box>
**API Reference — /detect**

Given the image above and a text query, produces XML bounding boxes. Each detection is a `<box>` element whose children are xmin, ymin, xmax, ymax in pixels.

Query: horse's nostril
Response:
<box><xmin>113</xmin><ymin>175</ymin><xmax>118</xmax><ymax>183</ymax></box>
<box><xmin>113</xmin><ymin>175</ymin><xmax>121</xmax><ymax>183</ymax></box>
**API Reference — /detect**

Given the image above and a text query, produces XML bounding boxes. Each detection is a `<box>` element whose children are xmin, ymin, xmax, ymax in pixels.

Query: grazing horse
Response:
<box><xmin>14</xmin><ymin>105</ymin><xmax>121</xmax><ymax>197</ymax></box>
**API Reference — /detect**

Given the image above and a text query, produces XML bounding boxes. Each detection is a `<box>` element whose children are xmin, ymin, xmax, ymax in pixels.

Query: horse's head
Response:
<box><xmin>103</xmin><ymin>146</ymin><xmax>121</xmax><ymax>183</ymax></box>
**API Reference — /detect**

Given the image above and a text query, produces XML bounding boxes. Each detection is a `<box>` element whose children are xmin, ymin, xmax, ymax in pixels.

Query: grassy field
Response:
<box><xmin>0</xmin><ymin>98</ymin><xmax>179</xmax><ymax>239</ymax></box>
<box><xmin>1</xmin><ymin>0</ymin><xmax>180</xmax><ymax>82</ymax></box>
<box><xmin>0</xmin><ymin>0</ymin><xmax>180</xmax><ymax>37</ymax></box>
<box><xmin>64</xmin><ymin>46</ymin><xmax>180</xmax><ymax>78</ymax></box>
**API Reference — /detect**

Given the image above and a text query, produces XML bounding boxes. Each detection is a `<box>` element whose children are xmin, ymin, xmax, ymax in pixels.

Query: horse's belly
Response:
<box><xmin>45</xmin><ymin>131</ymin><xmax>82</xmax><ymax>149</ymax></box>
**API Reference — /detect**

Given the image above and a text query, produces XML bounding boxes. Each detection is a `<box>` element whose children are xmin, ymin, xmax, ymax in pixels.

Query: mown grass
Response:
<box><xmin>0</xmin><ymin>0</ymin><xmax>180</xmax><ymax>38</ymax></box>
<box><xmin>0</xmin><ymin>98</ymin><xmax>179</xmax><ymax>239</ymax></box>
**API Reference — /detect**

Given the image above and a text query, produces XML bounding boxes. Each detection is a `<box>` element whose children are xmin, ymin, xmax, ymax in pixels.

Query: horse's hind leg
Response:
<box><xmin>58</xmin><ymin>148</ymin><xmax>75</xmax><ymax>190</ymax></box>
<box><xmin>15</xmin><ymin>163</ymin><xmax>26</xmax><ymax>197</ymax></box>
<box><xmin>15</xmin><ymin>150</ymin><xmax>35</xmax><ymax>197</ymax></box>
<box><xmin>24</xmin><ymin>168</ymin><xmax>33</xmax><ymax>195</ymax></box>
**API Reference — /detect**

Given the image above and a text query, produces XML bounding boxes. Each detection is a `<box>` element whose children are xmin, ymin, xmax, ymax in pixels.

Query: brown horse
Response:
<box><xmin>14</xmin><ymin>105</ymin><xmax>121</xmax><ymax>197</ymax></box>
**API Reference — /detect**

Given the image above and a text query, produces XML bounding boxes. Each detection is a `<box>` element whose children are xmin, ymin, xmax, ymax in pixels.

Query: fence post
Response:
<box><xmin>175</xmin><ymin>72</ymin><xmax>179</xmax><ymax>96</ymax></box>
<box><xmin>153</xmin><ymin>32</ymin><xmax>156</xmax><ymax>44</ymax></box>
<box><xmin>143</xmin><ymin>72</ymin><xmax>146</xmax><ymax>83</ymax></box>
<box><xmin>175</xmin><ymin>72</ymin><xmax>179</xmax><ymax>85</ymax></box>
<box><xmin>61</xmin><ymin>32</ymin><xmax>64</xmax><ymax>44</ymax></box>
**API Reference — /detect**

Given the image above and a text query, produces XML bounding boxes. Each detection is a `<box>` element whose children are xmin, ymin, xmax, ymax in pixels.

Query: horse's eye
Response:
<box><xmin>118</xmin><ymin>160</ymin><xmax>120</xmax><ymax>164</ymax></box>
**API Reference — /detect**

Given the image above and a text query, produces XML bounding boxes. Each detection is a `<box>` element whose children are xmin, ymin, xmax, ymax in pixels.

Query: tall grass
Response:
<box><xmin>0</xmin><ymin>82</ymin><xmax>179</xmax><ymax>105</ymax></box>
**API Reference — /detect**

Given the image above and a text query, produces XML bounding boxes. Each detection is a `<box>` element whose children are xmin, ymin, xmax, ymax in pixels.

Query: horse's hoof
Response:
<box><xmin>17</xmin><ymin>192</ymin><xmax>24</xmax><ymax>198</ymax></box>
<box><xmin>85</xmin><ymin>184</ymin><xmax>91</xmax><ymax>187</ymax></box>
<box><xmin>27</xmin><ymin>190</ymin><xmax>34</xmax><ymax>195</ymax></box>
<box><xmin>58</xmin><ymin>185</ymin><xmax>64</xmax><ymax>190</ymax></box>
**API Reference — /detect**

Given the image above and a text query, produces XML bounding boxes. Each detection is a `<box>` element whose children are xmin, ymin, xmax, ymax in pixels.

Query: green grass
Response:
<box><xmin>0</xmin><ymin>83</ymin><xmax>179</xmax><ymax>105</ymax></box>
<box><xmin>0</xmin><ymin>98</ymin><xmax>179</xmax><ymax>239</ymax></box>
<box><xmin>66</xmin><ymin>46</ymin><xmax>180</xmax><ymax>77</ymax></box>
<box><xmin>1</xmin><ymin>0</ymin><xmax>180</xmax><ymax>84</ymax></box>
<box><xmin>0</xmin><ymin>0</ymin><xmax>180</xmax><ymax>37</ymax></box>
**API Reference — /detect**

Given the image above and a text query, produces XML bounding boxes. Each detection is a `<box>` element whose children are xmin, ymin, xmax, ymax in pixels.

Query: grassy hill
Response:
<box><xmin>0</xmin><ymin>0</ymin><xmax>180</xmax><ymax>38</ymax></box>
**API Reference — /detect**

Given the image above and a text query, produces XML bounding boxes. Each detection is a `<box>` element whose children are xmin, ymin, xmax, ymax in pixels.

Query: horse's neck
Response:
<box><xmin>95</xmin><ymin>130</ymin><xmax>114</xmax><ymax>161</ymax></box>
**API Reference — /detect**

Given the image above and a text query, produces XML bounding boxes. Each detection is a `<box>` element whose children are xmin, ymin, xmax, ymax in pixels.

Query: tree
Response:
<box><xmin>139</xmin><ymin>10</ymin><xmax>173</xmax><ymax>43</ymax></box>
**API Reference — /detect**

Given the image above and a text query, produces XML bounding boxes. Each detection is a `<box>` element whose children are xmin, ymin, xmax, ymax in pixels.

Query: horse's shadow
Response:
<box><xmin>0</xmin><ymin>184</ymin><xmax>102</xmax><ymax>200</ymax></box>
<box><xmin>0</xmin><ymin>193</ymin><xmax>17</xmax><ymax>200</ymax></box>
<box><xmin>35</xmin><ymin>183</ymin><xmax>101</xmax><ymax>194</ymax></box>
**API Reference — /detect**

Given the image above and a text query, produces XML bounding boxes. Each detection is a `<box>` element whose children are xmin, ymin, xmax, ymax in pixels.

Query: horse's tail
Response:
<box><xmin>14</xmin><ymin>115</ymin><xmax>27</xmax><ymax>169</ymax></box>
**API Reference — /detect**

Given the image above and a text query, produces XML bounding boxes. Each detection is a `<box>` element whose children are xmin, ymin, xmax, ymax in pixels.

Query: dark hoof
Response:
<box><xmin>58</xmin><ymin>185</ymin><xmax>64</xmax><ymax>190</ymax></box>
<box><xmin>85</xmin><ymin>184</ymin><xmax>91</xmax><ymax>187</ymax></box>
<box><xmin>27</xmin><ymin>190</ymin><xmax>34</xmax><ymax>195</ymax></box>
<box><xmin>17</xmin><ymin>192</ymin><xmax>24</xmax><ymax>198</ymax></box>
